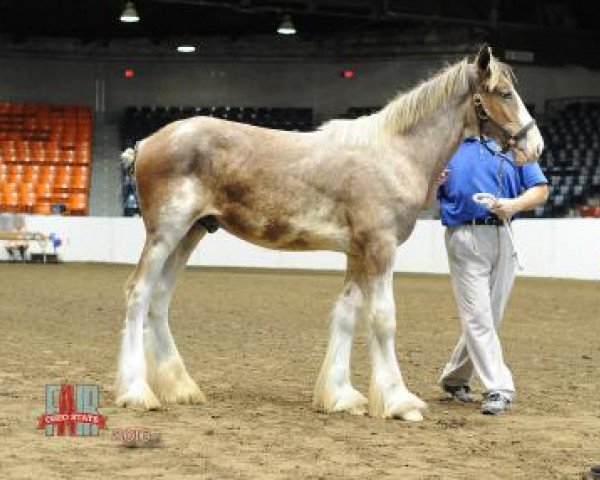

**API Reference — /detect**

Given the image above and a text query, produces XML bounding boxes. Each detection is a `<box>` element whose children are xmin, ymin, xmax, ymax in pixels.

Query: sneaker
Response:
<box><xmin>442</xmin><ymin>384</ymin><xmax>474</xmax><ymax>404</ymax></box>
<box><xmin>481</xmin><ymin>392</ymin><xmax>511</xmax><ymax>415</ymax></box>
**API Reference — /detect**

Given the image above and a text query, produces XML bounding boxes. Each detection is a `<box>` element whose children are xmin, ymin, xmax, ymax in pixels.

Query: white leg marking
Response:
<box><xmin>117</xmin><ymin>181</ymin><xmax>205</xmax><ymax>409</ymax></box>
<box><xmin>366</xmin><ymin>270</ymin><xmax>427</xmax><ymax>421</ymax></box>
<box><xmin>145</xmin><ymin>237</ymin><xmax>206</xmax><ymax>405</ymax></box>
<box><xmin>116</xmin><ymin>249</ymin><xmax>166</xmax><ymax>410</ymax></box>
<box><xmin>314</xmin><ymin>282</ymin><xmax>367</xmax><ymax>415</ymax></box>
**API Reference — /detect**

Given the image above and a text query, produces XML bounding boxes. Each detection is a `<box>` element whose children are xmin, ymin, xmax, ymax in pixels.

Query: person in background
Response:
<box><xmin>5</xmin><ymin>215</ymin><xmax>28</xmax><ymax>262</ymax></box>
<box><xmin>434</xmin><ymin>136</ymin><xmax>548</xmax><ymax>415</ymax></box>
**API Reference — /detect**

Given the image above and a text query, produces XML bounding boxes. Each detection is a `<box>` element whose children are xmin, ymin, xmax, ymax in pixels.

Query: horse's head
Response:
<box><xmin>468</xmin><ymin>44</ymin><xmax>544</xmax><ymax>165</ymax></box>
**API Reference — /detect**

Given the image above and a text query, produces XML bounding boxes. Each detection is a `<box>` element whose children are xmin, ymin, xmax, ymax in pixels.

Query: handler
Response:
<box><xmin>5</xmin><ymin>216</ymin><xmax>28</xmax><ymax>262</ymax></box>
<box><xmin>435</xmin><ymin>136</ymin><xmax>548</xmax><ymax>414</ymax></box>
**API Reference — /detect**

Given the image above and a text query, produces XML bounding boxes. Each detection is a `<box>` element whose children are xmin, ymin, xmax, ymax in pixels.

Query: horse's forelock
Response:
<box><xmin>485</xmin><ymin>59</ymin><xmax>517</xmax><ymax>91</ymax></box>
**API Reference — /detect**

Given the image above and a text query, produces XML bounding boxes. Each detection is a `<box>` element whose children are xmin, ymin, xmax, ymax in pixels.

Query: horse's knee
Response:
<box><xmin>149</xmin><ymin>280</ymin><xmax>172</xmax><ymax>319</ymax></box>
<box><xmin>368</xmin><ymin>296</ymin><xmax>396</xmax><ymax>338</ymax></box>
<box><xmin>125</xmin><ymin>284</ymin><xmax>152</xmax><ymax>319</ymax></box>
<box><xmin>332</xmin><ymin>282</ymin><xmax>363</xmax><ymax>333</ymax></box>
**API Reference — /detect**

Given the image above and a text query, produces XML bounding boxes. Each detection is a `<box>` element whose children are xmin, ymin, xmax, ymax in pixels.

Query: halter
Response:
<box><xmin>473</xmin><ymin>93</ymin><xmax>537</xmax><ymax>154</ymax></box>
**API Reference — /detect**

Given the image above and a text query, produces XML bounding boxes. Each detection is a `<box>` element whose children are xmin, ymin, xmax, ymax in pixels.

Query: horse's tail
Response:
<box><xmin>121</xmin><ymin>143</ymin><xmax>138</xmax><ymax>175</ymax></box>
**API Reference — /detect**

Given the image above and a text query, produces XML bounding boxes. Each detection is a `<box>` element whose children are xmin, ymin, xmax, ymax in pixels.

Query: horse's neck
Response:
<box><xmin>399</xmin><ymin>97</ymin><xmax>469</xmax><ymax>187</ymax></box>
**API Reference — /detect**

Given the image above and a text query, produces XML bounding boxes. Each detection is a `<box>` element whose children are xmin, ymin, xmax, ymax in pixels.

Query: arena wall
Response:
<box><xmin>8</xmin><ymin>216</ymin><xmax>600</xmax><ymax>280</ymax></box>
<box><xmin>2</xmin><ymin>55</ymin><xmax>600</xmax><ymax>117</ymax></box>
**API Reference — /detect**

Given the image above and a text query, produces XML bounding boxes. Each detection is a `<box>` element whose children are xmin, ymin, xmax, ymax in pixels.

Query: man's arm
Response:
<box><xmin>491</xmin><ymin>184</ymin><xmax>549</xmax><ymax>220</ymax></box>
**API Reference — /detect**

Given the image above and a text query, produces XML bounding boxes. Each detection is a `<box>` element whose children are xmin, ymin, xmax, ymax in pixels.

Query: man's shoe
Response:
<box><xmin>442</xmin><ymin>384</ymin><xmax>474</xmax><ymax>404</ymax></box>
<box><xmin>481</xmin><ymin>392</ymin><xmax>511</xmax><ymax>415</ymax></box>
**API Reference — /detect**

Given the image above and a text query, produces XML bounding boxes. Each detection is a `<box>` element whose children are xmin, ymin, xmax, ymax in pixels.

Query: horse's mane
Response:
<box><xmin>320</xmin><ymin>56</ymin><xmax>514</xmax><ymax>149</ymax></box>
<box><xmin>378</xmin><ymin>58</ymin><xmax>471</xmax><ymax>136</ymax></box>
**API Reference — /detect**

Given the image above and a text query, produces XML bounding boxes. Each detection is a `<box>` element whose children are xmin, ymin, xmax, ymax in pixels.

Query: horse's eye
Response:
<box><xmin>500</xmin><ymin>90</ymin><xmax>512</xmax><ymax>99</ymax></box>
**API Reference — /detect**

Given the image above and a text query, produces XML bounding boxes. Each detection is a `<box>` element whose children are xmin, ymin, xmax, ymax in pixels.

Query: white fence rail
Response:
<box><xmin>2</xmin><ymin>216</ymin><xmax>599</xmax><ymax>280</ymax></box>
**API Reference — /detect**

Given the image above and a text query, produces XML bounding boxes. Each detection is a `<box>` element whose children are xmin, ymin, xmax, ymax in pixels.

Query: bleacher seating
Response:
<box><xmin>338</xmin><ymin>106</ymin><xmax>380</xmax><ymax>119</ymax></box>
<box><xmin>120</xmin><ymin>105</ymin><xmax>313</xmax><ymax>150</ymax></box>
<box><xmin>120</xmin><ymin>105</ymin><xmax>314</xmax><ymax>215</ymax></box>
<box><xmin>532</xmin><ymin>101</ymin><xmax>600</xmax><ymax>218</ymax></box>
<box><xmin>0</xmin><ymin>102</ymin><xmax>92</xmax><ymax>215</ymax></box>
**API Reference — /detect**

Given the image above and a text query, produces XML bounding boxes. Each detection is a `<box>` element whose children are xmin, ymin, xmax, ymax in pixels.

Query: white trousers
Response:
<box><xmin>439</xmin><ymin>225</ymin><xmax>516</xmax><ymax>400</ymax></box>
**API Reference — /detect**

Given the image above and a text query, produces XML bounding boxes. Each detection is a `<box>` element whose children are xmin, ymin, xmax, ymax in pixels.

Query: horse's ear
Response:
<box><xmin>476</xmin><ymin>43</ymin><xmax>492</xmax><ymax>77</ymax></box>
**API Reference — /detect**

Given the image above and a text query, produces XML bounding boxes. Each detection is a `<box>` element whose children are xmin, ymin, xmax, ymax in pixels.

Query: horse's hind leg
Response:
<box><xmin>145</xmin><ymin>224</ymin><xmax>206</xmax><ymax>405</ymax></box>
<box><xmin>116</xmin><ymin>221</ymin><xmax>193</xmax><ymax>409</ymax></box>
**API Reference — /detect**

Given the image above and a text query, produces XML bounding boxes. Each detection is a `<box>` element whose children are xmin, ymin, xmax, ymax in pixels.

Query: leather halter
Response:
<box><xmin>473</xmin><ymin>93</ymin><xmax>537</xmax><ymax>154</ymax></box>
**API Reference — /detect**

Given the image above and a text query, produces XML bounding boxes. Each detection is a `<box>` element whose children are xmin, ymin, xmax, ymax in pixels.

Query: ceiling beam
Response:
<box><xmin>149</xmin><ymin>0</ymin><xmax>600</xmax><ymax>36</ymax></box>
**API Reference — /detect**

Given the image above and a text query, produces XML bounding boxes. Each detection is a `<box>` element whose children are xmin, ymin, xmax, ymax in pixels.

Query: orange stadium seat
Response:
<box><xmin>18</xmin><ymin>183</ymin><xmax>36</xmax><ymax>213</ymax></box>
<box><xmin>70</xmin><ymin>175</ymin><xmax>88</xmax><ymax>193</ymax></box>
<box><xmin>39</xmin><ymin>165</ymin><xmax>57</xmax><ymax>182</ymax></box>
<box><xmin>33</xmin><ymin>201</ymin><xmax>52</xmax><ymax>215</ymax></box>
<box><xmin>57</xmin><ymin>165</ymin><xmax>73</xmax><ymax>178</ymax></box>
<box><xmin>1</xmin><ymin>183</ymin><xmax>19</xmax><ymax>213</ymax></box>
<box><xmin>69</xmin><ymin>193</ymin><xmax>88</xmax><ymax>215</ymax></box>
<box><xmin>7</xmin><ymin>173</ymin><xmax>23</xmax><ymax>184</ymax></box>
<box><xmin>0</xmin><ymin>102</ymin><xmax>93</xmax><ymax>215</ymax></box>
<box><xmin>1</xmin><ymin>152</ymin><xmax>17</xmax><ymax>163</ymax></box>
<box><xmin>24</xmin><ymin>165</ymin><xmax>40</xmax><ymax>183</ymax></box>
<box><xmin>47</xmin><ymin>150</ymin><xmax>61</xmax><ymax>164</ymax></box>
<box><xmin>35</xmin><ymin>182</ymin><xmax>53</xmax><ymax>201</ymax></box>
<box><xmin>53</xmin><ymin>175</ymin><xmax>70</xmax><ymax>193</ymax></box>
<box><xmin>72</xmin><ymin>165</ymin><xmax>89</xmax><ymax>178</ymax></box>
<box><xmin>7</xmin><ymin>164</ymin><xmax>24</xmax><ymax>176</ymax></box>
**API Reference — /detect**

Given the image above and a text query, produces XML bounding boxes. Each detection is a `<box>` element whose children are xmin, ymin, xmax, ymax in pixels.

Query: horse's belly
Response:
<box><xmin>217</xmin><ymin>205</ymin><xmax>349</xmax><ymax>252</ymax></box>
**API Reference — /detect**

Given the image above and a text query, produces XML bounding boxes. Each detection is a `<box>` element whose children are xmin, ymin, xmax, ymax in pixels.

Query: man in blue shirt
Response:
<box><xmin>436</xmin><ymin>137</ymin><xmax>548</xmax><ymax>414</ymax></box>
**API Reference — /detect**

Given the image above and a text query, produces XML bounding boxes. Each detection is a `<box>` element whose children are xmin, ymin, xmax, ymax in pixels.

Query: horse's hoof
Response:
<box><xmin>314</xmin><ymin>385</ymin><xmax>367</xmax><ymax>415</ymax></box>
<box><xmin>174</xmin><ymin>383</ymin><xmax>206</xmax><ymax>405</ymax></box>
<box><xmin>400</xmin><ymin>409</ymin><xmax>424</xmax><ymax>422</ymax></box>
<box><xmin>368</xmin><ymin>386</ymin><xmax>427</xmax><ymax>420</ymax></box>
<box><xmin>116</xmin><ymin>382</ymin><xmax>161</xmax><ymax>410</ymax></box>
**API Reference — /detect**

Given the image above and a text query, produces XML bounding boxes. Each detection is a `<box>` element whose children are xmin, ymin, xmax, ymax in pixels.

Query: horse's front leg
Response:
<box><xmin>359</xmin><ymin>234</ymin><xmax>428</xmax><ymax>421</ymax></box>
<box><xmin>313</xmin><ymin>272</ymin><xmax>367</xmax><ymax>415</ymax></box>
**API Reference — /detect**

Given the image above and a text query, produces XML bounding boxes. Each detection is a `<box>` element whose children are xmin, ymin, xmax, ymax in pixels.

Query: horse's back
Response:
<box><xmin>132</xmin><ymin>115</ymin><xmax>413</xmax><ymax>251</ymax></box>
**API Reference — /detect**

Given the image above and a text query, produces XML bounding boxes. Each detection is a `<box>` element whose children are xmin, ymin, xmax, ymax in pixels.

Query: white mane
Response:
<box><xmin>320</xmin><ymin>58</ymin><xmax>472</xmax><ymax>149</ymax></box>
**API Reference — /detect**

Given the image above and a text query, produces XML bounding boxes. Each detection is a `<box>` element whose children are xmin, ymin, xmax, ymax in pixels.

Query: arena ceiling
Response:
<box><xmin>0</xmin><ymin>0</ymin><xmax>599</xmax><ymax>67</ymax></box>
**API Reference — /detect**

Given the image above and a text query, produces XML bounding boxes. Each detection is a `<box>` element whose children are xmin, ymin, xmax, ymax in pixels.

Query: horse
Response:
<box><xmin>116</xmin><ymin>44</ymin><xmax>543</xmax><ymax>421</ymax></box>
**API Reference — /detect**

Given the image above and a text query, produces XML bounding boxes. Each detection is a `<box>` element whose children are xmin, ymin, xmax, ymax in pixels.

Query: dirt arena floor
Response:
<box><xmin>0</xmin><ymin>263</ymin><xmax>598</xmax><ymax>479</ymax></box>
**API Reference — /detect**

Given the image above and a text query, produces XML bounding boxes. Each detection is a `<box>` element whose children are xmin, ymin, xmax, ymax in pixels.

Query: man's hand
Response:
<box><xmin>435</xmin><ymin>169</ymin><xmax>450</xmax><ymax>188</ymax></box>
<box><xmin>490</xmin><ymin>198</ymin><xmax>520</xmax><ymax>220</ymax></box>
<box><xmin>425</xmin><ymin>169</ymin><xmax>450</xmax><ymax>207</ymax></box>
<box><xmin>490</xmin><ymin>184</ymin><xmax>549</xmax><ymax>220</ymax></box>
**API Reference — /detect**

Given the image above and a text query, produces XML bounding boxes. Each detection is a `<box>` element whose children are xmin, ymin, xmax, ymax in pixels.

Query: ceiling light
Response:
<box><xmin>177</xmin><ymin>45</ymin><xmax>196</xmax><ymax>53</ymax></box>
<box><xmin>120</xmin><ymin>1</ymin><xmax>140</xmax><ymax>23</ymax></box>
<box><xmin>277</xmin><ymin>15</ymin><xmax>296</xmax><ymax>35</ymax></box>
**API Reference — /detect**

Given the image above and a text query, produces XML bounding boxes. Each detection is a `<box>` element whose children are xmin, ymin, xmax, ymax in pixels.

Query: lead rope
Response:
<box><xmin>494</xmin><ymin>146</ymin><xmax>522</xmax><ymax>270</ymax></box>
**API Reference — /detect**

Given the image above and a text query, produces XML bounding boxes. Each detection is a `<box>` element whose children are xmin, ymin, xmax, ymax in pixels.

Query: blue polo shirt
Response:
<box><xmin>438</xmin><ymin>137</ymin><xmax>547</xmax><ymax>227</ymax></box>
